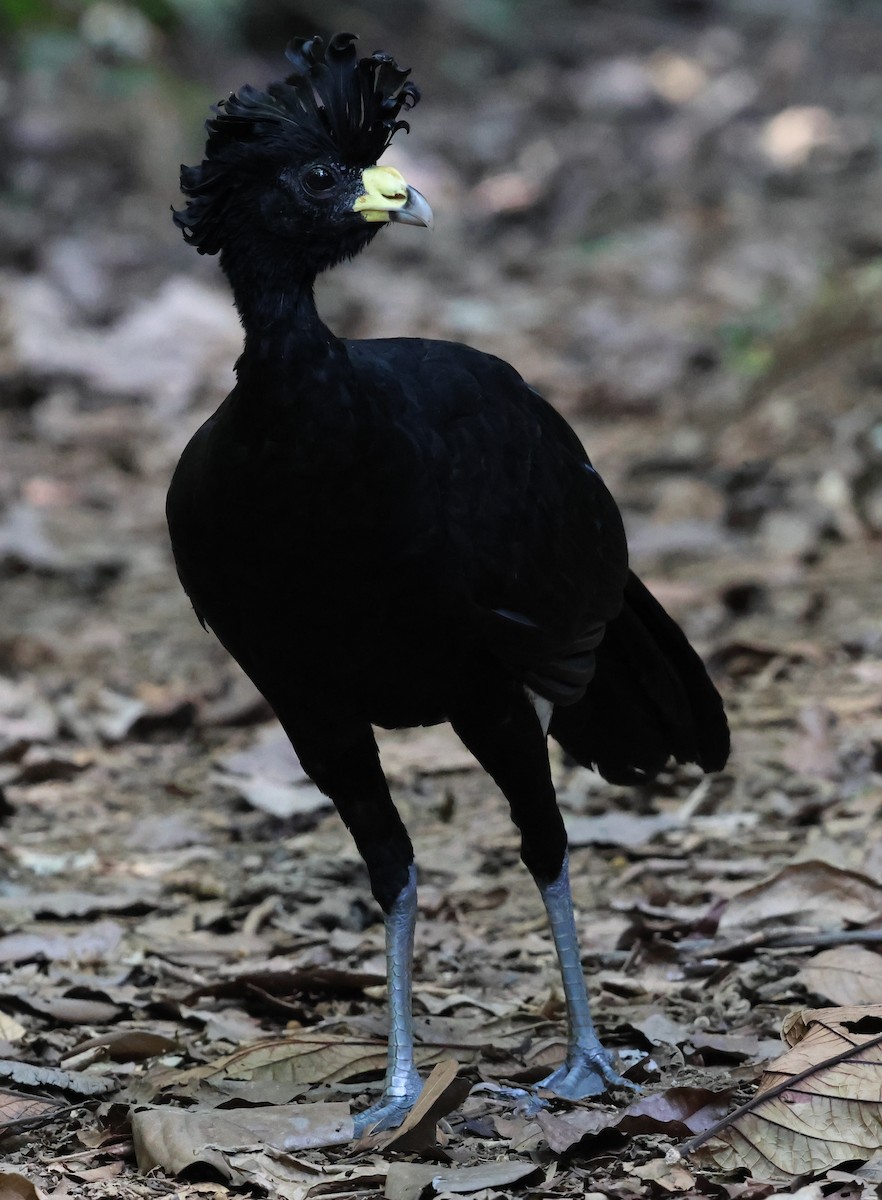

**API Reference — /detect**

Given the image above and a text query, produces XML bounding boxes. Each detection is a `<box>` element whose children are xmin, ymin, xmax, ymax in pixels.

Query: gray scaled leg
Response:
<box><xmin>536</xmin><ymin>851</ymin><xmax>634</xmax><ymax>1097</ymax></box>
<box><xmin>451</xmin><ymin>684</ymin><xmax>633</xmax><ymax>1109</ymax></box>
<box><xmin>352</xmin><ymin>865</ymin><xmax>423</xmax><ymax>1135</ymax></box>
<box><xmin>275</xmin><ymin>717</ymin><xmax>423</xmax><ymax>1137</ymax></box>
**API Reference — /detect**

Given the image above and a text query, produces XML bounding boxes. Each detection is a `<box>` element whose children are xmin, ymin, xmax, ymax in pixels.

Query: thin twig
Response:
<box><xmin>0</xmin><ymin>1099</ymin><xmax>96</xmax><ymax>1141</ymax></box>
<box><xmin>677</xmin><ymin>926</ymin><xmax>882</xmax><ymax>961</ymax></box>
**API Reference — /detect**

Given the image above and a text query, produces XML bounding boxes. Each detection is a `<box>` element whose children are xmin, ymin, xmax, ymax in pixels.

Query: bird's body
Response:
<box><xmin>169</xmin><ymin>34</ymin><xmax>729</xmax><ymax>1134</ymax></box>
<box><xmin>170</xmin><ymin>333</ymin><xmax>625</xmax><ymax>732</ymax></box>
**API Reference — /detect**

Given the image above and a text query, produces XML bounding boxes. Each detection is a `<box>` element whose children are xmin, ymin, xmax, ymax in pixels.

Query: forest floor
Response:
<box><xmin>1</xmin><ymin>4</ymin><xmax>882</xmax><ymax>1198</ymax></box>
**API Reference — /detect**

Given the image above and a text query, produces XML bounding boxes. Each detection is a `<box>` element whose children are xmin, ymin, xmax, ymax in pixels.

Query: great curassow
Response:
<box><xmin>168</xmin><ymin>33</ymin><xmax>729</xmax><ymax>1135</ymax></box>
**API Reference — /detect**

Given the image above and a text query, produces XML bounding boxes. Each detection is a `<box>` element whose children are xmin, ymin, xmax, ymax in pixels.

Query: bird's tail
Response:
<box><xmin>549</xmin><ymin>570</ymin><xmax>729</xmax><ymax>784</ymax></box>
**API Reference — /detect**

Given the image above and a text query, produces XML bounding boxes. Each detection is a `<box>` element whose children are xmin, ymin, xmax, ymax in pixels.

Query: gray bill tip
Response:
<box><xmin>389</xmin><ymin>186</ymin><xmax>434</xmax><ymax>229</ymax></box>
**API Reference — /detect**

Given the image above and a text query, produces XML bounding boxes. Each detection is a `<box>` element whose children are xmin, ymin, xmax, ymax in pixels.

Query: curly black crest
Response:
<box><xmin>174</xmin><ymin>33</ymin><xmax>419</xmax><ymax>255</ymax></box>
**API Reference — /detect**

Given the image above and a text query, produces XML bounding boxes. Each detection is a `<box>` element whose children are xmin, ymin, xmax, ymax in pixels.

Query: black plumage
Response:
<box><xmin>168</xmin><ymin>33</ymin><xmax>729</xmax><ymax>1134</ymax></box>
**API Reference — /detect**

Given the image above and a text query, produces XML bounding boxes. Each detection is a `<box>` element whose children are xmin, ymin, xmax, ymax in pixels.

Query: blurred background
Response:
<box><xmin>2</xmin><ymin>4</ymin><xmax>882</xmax><ymax>1188</ymax></box>
<box><xmin>1</xmin><ymin>0</ymin><xmax>881</xmax><ymax>924</ymax></box>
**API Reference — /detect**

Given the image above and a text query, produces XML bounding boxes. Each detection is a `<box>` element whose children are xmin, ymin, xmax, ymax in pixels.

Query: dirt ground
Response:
<box><xmin>1</xmin><ymin>2</ymin><xmax>882</xmax><ymax>1197</ymax></box>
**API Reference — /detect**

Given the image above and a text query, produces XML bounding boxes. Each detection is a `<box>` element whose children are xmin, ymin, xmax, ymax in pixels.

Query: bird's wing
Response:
<box><xmin>348</xmin><ymin>338</ymin><xmax>630</xmax><ymax>704</ymax></box>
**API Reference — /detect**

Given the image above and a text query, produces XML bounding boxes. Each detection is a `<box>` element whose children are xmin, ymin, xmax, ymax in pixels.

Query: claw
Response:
<box><xmin>352</xmin><ymin>1069</ymin><xmax>423</xmax><ymax>1137</ymax></box>
<box><xmin>534</xmin><ymin>1041</ymin><xmax>638</xmax><ymax>1102</ymax></box>
<box><xmin>352</xmin><ymin>1093</ymin><xmax>418</xmax><ymax>1137</ymax></box>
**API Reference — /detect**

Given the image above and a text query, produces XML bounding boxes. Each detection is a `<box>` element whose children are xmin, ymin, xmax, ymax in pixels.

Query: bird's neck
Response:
<box><xmin>222</xmin><ymin>242</ymin><xmax>339</xmax><ymax>366</ymax></box>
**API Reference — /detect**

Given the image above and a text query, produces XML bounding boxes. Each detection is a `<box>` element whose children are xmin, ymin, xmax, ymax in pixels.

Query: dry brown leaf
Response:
<box><xmin>63</xmin><ymin>1162</ymin><xmax>125</xmax><ymax>1185</ymax></box>
<box><xmin>13</xmin><ymin>993</ymin><xmax>122</xmax><ymax>1025</ymax></box>
<box><xmin>231</xmin><ymin>776</ymin><xmax>329</xmax><ymax>819</ymax></box>
<box><xmin>625</xmin><ymin>1156</ymin><xmax>696</xmax><ymax>1192</ymax></box>
<box><xmin>689</xmin><ymin>1030</ymin><xmax>781</xmax><ymax>1063</ymax></box>
<box><xmin>0</xmin><ymin>1060</ymin><xmax>115</xmax><ymax>1096</ymax></box>
<box><xmin>151</xmin><ymin>1032</ymin><xmax>470</xmax><ymax>1104</ymax></box>
<box><xmin>378</xmin><ymin>727</ymin><xmax>477</xmax><ymax>783</ymax></box>
<box><xmin>185</xmin><ymin>967</ymin><xmax>386</xmax><ymax>1006</ymax></box>
<box><xmin>0</xmin><ymin>921</ymin><xmax>123</xmax><ymax>965</ymax></box>
<box><xmin>782</xmin><ymin>704</ymin><xmax>839</xmax><ymax>777</ymax></box>
<box><xmin>148</xmin><ymin>1036</ymin><xmax>385</xmax><ymax>1098</ymax></box>
<box><xmin>0</xmin><ymin>889</ymin><xmax>156</xmax><ymax>920</ymax></box>
<box><xmin>535</xmin><ymin>1087</ymin><xmax>733</xmax><ymax>1154</ymax></box>
<box><xmin>720</xmin><ymin>861</ymin><xmax>882</xmax><ymax>931</ymax></box>
<box><xmin>384</xmin><ymin>1159</ymin><xmax>539</xmax><ymax>1200</ymax></box>
<box><xmin>565</xmin><ymin>811</ymin><xmax>680</xmax><ymax>849</ymax></box>
<box><xmin>782</xmin><ymin>1005</ymin><xmax>882</xmax><ymax>1046</ymax></box>
<box><xmin>372</xmin><ymin>1059</ymin><xmax>470</xmax><ymax>1151</ymax></box>
<box><xmin>0</xmin><ymin>1089</ymin><xmax>63</xmax><ymax>1129</ymax></box>
<box><xmin>132</xmin><ymin>1101</ymin><xmax>352</xmax><ymax>1175</ymax></box>
<box><xmin>0</xmin><ymin>1173</ymin><xmax>45</xmax><ymax>1200</ymax></box>
<box><xmin>0</xmin><ymin>1015</ymin><xmax>26</xmax><ymax>1043</ymax></box>
<box><xmin>689</xmin><ymin>1006</ymin><xmax>882</xmax><ymax>1177</ymax></box>
<box><xmin>227</xmin><ymin>1154</ymin><xmax>384</xmax><ymax>1200</ymax></box>
<box><xmin>631</xmin><ymin>1012</ymin><xmax>690</xmax><ymax>1048</ymax></box>
<box><xmin>216</xmin><ymin>725</ymin><xmax>328</xmax><ymax>818</ymax></box>
<box><xmin>69</xmin><ymin>1030</ymin><xmax>178</xmax><ymax>1062</ymax></box>
<box><xmin>535</xmin><ymin>1108</ymin><xmax>616</xmax><ymax>1153</ymax></box>
<box><xmin>150</xmin><ymin>1018</ymin><xmax>545</xmax><ymax>1102</ymax></box>
<box><xmin>798</xmin><ymin>947</ymin><xmax>882</xmax><ymax>1006</ymax></box>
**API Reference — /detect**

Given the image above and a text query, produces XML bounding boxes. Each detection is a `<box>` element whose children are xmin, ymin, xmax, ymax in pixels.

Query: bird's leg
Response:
<box><xmin>451</xmin><ymin>684</ymin><xmax>631</xmax><ymax>1109</ymax></box>
<box><xmin>352</xmin><ymin>865</ymin><xmax>423</xmax><ymax>1136</ymax></box>
<box><xmin>533</xmin><ymin>851</ymin><xmax>633</xmax><ymax>1099</ymax></box>
<box><xmin>277</xmin><ymin>717</ymin><xmax>423</xmax><ymax>1136</ymax></box>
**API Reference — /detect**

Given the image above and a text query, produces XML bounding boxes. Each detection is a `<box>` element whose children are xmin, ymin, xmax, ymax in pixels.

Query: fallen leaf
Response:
<box><xmin>0</xmin><ymin>921</ymin><xmax>123</xmax><ymax>965</ymax></box>
<box><xmin>132</xmin><ymin>1102</ymin><xmax>352</xmax><ymax>1175</ymax></box>
<box><xmin>378</xmin><ymin>728</ymin><xmax>477</xmax><ymax>784</ymax></box>
<box><xmin>0</xmin><ymin>889</ymin><xmax>156</xmax><ymax>919</ymax></box>
<box><xmin>14</xmin><ymin>993</ymin><xmax>122</xmax><ymax>1025</ymax></box>
<box><xmin>68</xmin><ymin>1030</ymin><xmax>178</xmax><ymax>1062</ymax></box>
<box><xmin>7</xmin><ymin>275</ymin><xmax>240</xmax><ymax>411</ymax></box>
<box><xmin>185</xmin><ymin>967</ymin><xmax>385</xmax><ymax>1006</ymax></box>
<box><xmin>720</xmin><ymin>861</ymin><xmax>882</xmax><ymax>931</ymax></box>
<box><xmin>535</xmin><ymin>1087</ymin><xmax>733</xmax><ymax>1153</ymax></box>
<box><xmin>0</xmin><ymin>677</ymin><xmax>58</xmax><ymax>758</ymax></box>
<box><xmin>631</xmin><ymin>1012</ymin><xmax>690</xmax><ymax>1049</ymax></box>
<box><xmin>798</xmin><ymin>946</ymin><xmax>882</xmax><ymax>1006</ymax></box>
<box><xmin>0</xmin><ymin>1089</ymin><xmax>63</xmax><ymax>1128</ymax></box>
<box><xmin>161</xmin><ymin>1036</ymin><xmax>389</xmax><ymax>1093</ymax></box>
<box><xmin>619</xmin><ymin>1088</ymin><xmax>735</xmax><ymax>1136</ymax></box>
<box><xmin>625</xmin><ymin>1156</ymin><xmax>696</xmax><ymax>1192</ymax></box>
<box><xmin>0</xmin><ymin>1060</ymin><xmax>115</xmax><ymax>1096</ymax></box>
<box><xmin>0</xmin><ymin>1172</ymin><xmax>45</xmax><ymax>1200</ymax></box>
<box><xmin>0</xmin><ymin>1015</ymin><xmax>26</xmax><ymax>1043</ymax></box>
<box><xmin>688</xmin><ymin>1005</ymin><xmax>882</xmax><ymax>1178</ymax></box>
<box><xmin>566</xmin><ymin>811</ymin><xmax>680</xmax><ymax>849</ymax></box>
<box><xmin>373</xmin><ymin>1059</ymin><xmax>470</xmax><ymax>1151</ymax></box>
<box><xmin>782</xmin><ymin>704</ymin><xmax>839</xmax><ymax>777</ymax></box>
<box><xmin>782</xmin><ymin>1004</ymin><xmax>882</xmax><ymax>1045</ymax></box>
<box><xmin>0</xmin><ymin>504</ymin><xmax>67</xmax><ymax>573</ymax></box>
<box><xmin>535</xmin><ymin>1108</ymin><xmax>615</xmax><ymax>1153</ymax></box>
<box><xmin>384</xmin><ymin>1159</ymin><xmax>539</xmax><ymax>1200</ymax></box>
<box><xmin>228</xmin><ymin>1153</ymin><xmax>382</xmax><ymax>1200</ymax></box>
<box><xmin>216</xmin><ymin>725</ymin><xmax>327</xmax><ymax>818</ymax></box>
<box><xmin>689</xmin><ymin>1030</ymin><xmax>770</xmax><ymax>1062</ymax></box>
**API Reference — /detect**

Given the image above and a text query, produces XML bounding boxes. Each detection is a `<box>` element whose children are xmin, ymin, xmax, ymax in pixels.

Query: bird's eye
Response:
<box><xmin>302</xmin><ymin>165</ymin><xmax>337</xmax><ymax>196</ymax></box>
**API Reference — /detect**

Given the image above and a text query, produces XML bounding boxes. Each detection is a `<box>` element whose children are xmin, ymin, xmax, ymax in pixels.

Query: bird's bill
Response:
<box><xmin>354</xmin><ymin>165</ymin><xmax>434</xmax><ymax>228</ymax></box>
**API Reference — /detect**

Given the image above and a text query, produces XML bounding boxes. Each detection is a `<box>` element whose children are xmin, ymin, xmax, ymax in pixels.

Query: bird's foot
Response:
<box><xmin>515</xmin><ymin>1042</ymin><xmax>637</xmax><ymax>1116</ymax></box>
<box><xmin>539</xmin><ymin>1040</ymin><xmax>636</xmax><ymax>1099</ymax></box>
<box><xmin>352</xmin><ymin>1072</ymin><xmax>423</xmax><ymax>1137</ymax></box>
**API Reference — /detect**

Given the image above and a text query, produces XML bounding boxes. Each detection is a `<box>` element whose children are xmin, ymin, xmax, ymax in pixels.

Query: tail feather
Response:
<box><xmin>550</xmin><ymin>571</ymin><xmax>729</xmax><ymax>784</ymax></box>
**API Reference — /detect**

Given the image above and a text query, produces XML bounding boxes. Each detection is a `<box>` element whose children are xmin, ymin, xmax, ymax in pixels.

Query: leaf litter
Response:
<box><xmin>682</xmin><ymin>1006</ymin><xmax>882</xmax><ymax>1179</ymax></box>
<box><xmin>2</xmin><ymin>3</ymin><xmax>882</xmax><ymax>1199</ymax></box>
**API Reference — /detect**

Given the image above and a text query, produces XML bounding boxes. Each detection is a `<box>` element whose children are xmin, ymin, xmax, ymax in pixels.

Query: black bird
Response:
<box><xmin>168</xmin><ymin>34</ymin><xmax>729</xmax><ymax>1134</ymax></box>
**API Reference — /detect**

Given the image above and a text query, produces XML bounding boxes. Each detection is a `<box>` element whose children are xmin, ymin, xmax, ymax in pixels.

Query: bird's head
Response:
<box><xmin>174</xmin><ymin>33</ymin><xmax>430</xmax><ymax>276</ymax></box>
